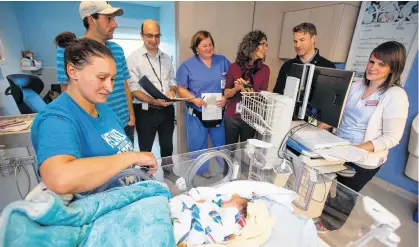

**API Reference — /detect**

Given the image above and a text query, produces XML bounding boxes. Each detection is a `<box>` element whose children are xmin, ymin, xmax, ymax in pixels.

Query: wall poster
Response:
<box><xmin>345</xmin><ymin>1</ymin><xmax>418</xmax><ymax>86</ymax></box>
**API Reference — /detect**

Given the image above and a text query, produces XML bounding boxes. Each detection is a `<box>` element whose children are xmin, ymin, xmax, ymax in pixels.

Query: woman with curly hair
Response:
<box><xmin>224</xmin><ymin>30</ymin><xmax>270</xmax><ymax>144</ymax></box>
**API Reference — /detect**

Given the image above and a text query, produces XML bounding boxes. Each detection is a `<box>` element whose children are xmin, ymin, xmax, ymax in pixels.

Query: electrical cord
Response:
<box><xmin>14</xmin><ymin>162</ymin><xmax>31</xmax><ymax>199</ymax></box>
<box><xmin>277</xmin><ymin>110</ymin><xmax>328</xmax><ymax>204</ymax></box>
<box><xmin>277</xmin><ymin>122</ymin><xmax>310</xmax><ymax>160</ymax></box>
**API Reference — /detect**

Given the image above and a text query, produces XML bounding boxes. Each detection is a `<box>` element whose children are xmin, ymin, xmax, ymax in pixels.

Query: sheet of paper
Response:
<box><xmin>202</xmin><ymin>93</ymin><xmax>222</xmax><ymax>121</ymax></box>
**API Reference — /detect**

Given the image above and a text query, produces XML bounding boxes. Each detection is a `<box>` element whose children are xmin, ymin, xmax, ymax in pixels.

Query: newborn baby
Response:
<box><xmin>169</xmin><ymin>187</ymin><xmax>248</xmax><ymax>247</ymax></box>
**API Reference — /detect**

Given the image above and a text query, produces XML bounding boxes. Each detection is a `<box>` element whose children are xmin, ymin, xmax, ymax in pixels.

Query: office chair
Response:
<box><xmin>5</xmin><ymin>74</ymin><xmax>47</xmax><ymax>114</ymax></box>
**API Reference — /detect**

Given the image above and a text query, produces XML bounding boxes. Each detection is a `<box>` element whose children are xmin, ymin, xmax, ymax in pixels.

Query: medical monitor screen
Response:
<box><xmin>288</xmin><ymin>64</ymin><xmax>354</xmax><ymax>128</ymax></box>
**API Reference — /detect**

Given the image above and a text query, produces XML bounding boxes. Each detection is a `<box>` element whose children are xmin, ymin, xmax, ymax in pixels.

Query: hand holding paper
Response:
<box><xmin>202</xmin><ymin>93</ymin><xmax>222</xmax><ymax>121</ymax></box>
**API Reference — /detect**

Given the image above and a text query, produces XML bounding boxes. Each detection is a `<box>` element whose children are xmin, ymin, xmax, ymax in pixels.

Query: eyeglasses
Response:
<box><xmin>259</xmin><ymin>42</ymin><xmax>268</xmax><ymax>47</ymax></box>
<box><xmin>143</xmin><ymin>33</ymin><xmax>162</xmax><ymax>39</ymax></box>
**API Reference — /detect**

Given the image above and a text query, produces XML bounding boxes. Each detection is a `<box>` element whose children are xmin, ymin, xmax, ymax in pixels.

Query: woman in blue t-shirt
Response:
<box><xmin>31</xmin><ymin>32</ymin><xmax>157</xmax><ymax>195</ymax></box>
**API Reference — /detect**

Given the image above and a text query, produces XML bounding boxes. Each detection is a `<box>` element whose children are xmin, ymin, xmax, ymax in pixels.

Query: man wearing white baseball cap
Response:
<box><xmin>56</xmin><ymin>1</ymin><xmax>136</xmax><ymax>143</ymax></box>
<box><xmin>79</xmin><ymin>1</ymin><xmax>124</xmax><ymax>20</ymax></box>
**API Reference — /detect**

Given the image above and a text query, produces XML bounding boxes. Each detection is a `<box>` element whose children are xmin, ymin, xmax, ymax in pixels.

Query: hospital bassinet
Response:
<box><xmin>101</xmin><ymin>141</ymin><xmax>401</xmax><ymax>247</ymax></box>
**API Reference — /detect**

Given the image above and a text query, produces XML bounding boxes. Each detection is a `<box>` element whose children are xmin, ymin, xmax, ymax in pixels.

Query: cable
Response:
<box><xmin>14</xmin><ymin>162</ymin><xmax>31</xmax><ymax>199</ymax></box>
<box><xmin>278</xmin><ymin>109</ymin><xmax>318</xmax><ymax>160</ymax></box>
<box><xmin>276</xmin><ymin>110</ymin><xmax>329</xmax><ymax>204</ymax></box>
<box><xmin>277</xmin><ymin>122</ymin><xmax>310</xmax><ymax>159</ymax></box>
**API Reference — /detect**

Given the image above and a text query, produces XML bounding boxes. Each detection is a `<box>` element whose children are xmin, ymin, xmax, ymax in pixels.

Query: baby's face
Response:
<box><xmin>221</xmin><ymin>194</ymin><xmax>248</xmax><ymax>216</ymax></box>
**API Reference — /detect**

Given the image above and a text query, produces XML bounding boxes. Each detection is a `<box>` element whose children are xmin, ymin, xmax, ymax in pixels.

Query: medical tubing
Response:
<box><xmin>185</xmin><ymin>151</ymin><xmax>236</xmax><ymax>189</ymax></box>
<box><xmin>95</xmin><ymin>168</ymin><xmax>155</xmax><ymax>193</ymax></box>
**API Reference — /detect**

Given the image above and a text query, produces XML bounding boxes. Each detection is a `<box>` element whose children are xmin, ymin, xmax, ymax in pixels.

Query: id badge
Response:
<box><xmin>365</xmin><ymin>100</ymin><xmax>379</xmax><ymax>106</ymax></box>
<box><xmin>221</xmin><ymin>79</ymin><xmax>226</xmax><ymax>89</ymax></box>
<box><xmin>142</xmin><ymin>102</ymin><xmax>149</xmax><ymax>110</ymax></box>
<box><xmin>236</xmin><ymin>102</ymin><xmax>242</xmax><ymax>114</ymax></box>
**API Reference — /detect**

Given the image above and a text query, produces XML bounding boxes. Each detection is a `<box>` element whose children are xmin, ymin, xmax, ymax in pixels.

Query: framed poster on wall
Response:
<box><xmin>345</xmin><ymin>1</ymin><xmax>418</xmax><ymax>86</ymax></box>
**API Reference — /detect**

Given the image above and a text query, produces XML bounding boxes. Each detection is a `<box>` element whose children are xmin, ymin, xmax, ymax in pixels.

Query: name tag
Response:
<box><xmin>236</xmin><ymin>102</ymin><xmax>242</xmax><ymax>114</ymax></box>
<box><xmin>221</xmin><ymin>79</ymin><xmax>226</xmax><ymax>89</ymax></box>
<box><xmin>365</xmin><ymin>100</ymin><xmax>379</xmax><ymax>106</ymax></box>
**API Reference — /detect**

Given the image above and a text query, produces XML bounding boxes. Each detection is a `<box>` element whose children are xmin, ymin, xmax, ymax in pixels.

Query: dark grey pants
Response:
<box><xmin>321</xmin><ymin>163</ymin><xmax>381</xmax><ymax>230</ymax></box>
<box><xmin>224</xmin><ymin>116</ymin><xmax>255</xmax><ymax>145</ymax></box>
<box><xmin>124</xmin><ymin>125</ymin><xmax>135</xmax><ymax>144</ymax></box>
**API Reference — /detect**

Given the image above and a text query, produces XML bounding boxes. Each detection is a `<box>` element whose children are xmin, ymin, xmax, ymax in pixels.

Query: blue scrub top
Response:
<box><xmin>176</xmin><ymin>54</ymin><xmax>231</xmax><ymax>111</ymax></box>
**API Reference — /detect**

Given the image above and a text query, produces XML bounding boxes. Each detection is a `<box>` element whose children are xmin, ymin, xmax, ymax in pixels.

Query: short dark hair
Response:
<box><xmin>54</xmin><ymin>32</ymin><xmax>114</xmax><ymax>79</ymax></box>
<box><xmin>293</xmin><ymin>22</ymin><xmax>317</xmax><ymax>37</ymax></box>
<box><xmin>364</xmin><ymin>41</ymin><xmax>406</xmax><ymax>91</ymax></box>
<box><xmin>190</xmin><ymin>30</ymin><xmax>214</xmax><ymax>55</ymax></box>
<box><xmin>82</xmin><ymin>13</ymin><xmax>100</xmax><ymax>29</ymax></box>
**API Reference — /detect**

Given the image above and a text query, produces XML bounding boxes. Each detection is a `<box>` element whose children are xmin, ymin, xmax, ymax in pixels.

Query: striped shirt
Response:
<box><xmin>56</xmin><ymin>41</ymin><xmax>130</xmax><ymax>126</ymax></box>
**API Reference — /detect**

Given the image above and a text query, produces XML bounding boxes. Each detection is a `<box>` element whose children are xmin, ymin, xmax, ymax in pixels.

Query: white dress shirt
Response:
<box><xmin>126</xmin><ymin>46</ymin><xmax>176</xmax><ymax>104</ymax></box>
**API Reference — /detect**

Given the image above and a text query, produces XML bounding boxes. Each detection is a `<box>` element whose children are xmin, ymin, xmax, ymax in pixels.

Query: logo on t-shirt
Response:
<box><xmin>101</xmin><ymin>129</ymin><xmax>133</xmax><ymax>153</ymax></box>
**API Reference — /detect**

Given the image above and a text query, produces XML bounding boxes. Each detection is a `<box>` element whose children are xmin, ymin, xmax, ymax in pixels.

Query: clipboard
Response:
<box><xmin>138</xmin><ymin>76</ymin><xmax>194</xmax><ymax>102</ymax></box>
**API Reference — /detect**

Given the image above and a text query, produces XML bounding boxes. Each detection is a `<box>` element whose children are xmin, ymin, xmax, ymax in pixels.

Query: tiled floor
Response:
<box><xmin>319</xmin><ymin>176</ymin><xmax>418</xmax><ymax>247</ymax></box>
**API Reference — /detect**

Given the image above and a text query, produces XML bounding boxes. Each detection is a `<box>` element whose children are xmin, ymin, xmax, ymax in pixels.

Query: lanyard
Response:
<box><xmin>145</xmin><ymin>54</ymin><xmax>163</xmax><ymax>92</ymax></box>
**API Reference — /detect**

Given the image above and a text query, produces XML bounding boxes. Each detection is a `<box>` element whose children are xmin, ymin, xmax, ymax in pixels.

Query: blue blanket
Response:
<box><xmin>0</xmin><ymin>181</ymin><xmax>176</xmax><ymax>247</ymax></box>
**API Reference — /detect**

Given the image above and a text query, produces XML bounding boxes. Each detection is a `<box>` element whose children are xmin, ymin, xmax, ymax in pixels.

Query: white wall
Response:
<box><xmin>0</xmin><ymin>2</ymin><xmax>26</xmax><ymax>116</ymax></box>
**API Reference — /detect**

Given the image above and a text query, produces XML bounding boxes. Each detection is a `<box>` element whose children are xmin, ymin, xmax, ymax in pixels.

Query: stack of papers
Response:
<box><xmin>314</xmin><ymin>145</ymin><xmax>369</xmax><ymax>163</ymax></box>
<box><xmin>0</xmin><ymin>118</ymin><xmax>33</xmax><ymax>133</ymax></box>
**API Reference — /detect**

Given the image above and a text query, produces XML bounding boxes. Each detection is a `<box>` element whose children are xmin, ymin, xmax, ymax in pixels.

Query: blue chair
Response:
<box><xmin>5</xmin><ymin>74</ymin><xmax>47</xmax><ymax>114</ymax></box>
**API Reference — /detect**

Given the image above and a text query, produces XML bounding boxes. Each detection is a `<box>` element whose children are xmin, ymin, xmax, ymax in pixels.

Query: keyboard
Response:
<box><xmin>291</xmin><ymin>127</ymin><xmax>351</xmax><ymax>150</ymax></box>
<box><xmin>315</xmin><ymin>145</ymin><xmax>369</xmax><ymax>163</ymax></box>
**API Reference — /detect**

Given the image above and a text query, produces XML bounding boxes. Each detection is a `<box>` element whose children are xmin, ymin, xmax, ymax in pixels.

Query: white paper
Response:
<box><xmin>202</xmin><ymin>93</ymin><xmax>222</xmax><ymax>121</ymax></box>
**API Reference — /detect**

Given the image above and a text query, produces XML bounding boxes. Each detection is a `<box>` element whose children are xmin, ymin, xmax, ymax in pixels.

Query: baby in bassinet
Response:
<box><xmin>169</xmin><ymin>187</ymin><xmax>248</xmax><ymax>247</ymax></box>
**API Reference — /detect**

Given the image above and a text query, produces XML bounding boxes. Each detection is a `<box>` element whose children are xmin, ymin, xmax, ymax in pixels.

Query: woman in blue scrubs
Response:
<box><xmin>176</xmin><ymin>30</ymin><xmax>231</xmax><ymax>177</ymax></box>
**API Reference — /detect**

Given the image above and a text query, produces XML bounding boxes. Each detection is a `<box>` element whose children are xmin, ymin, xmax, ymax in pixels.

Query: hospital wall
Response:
<box><xmin>0</xmin><ymin>2</ymin><xmax>26</xmax><ymax>116</ymax></box>
<box><xmin>159</xmin><ymin>2</ymin><xmax>176</xmax><ymax>66</ymax></box>
<box><xmin>13</xmin><ymin>1</ymin><xmax>160</xmax><ymax>68</ymax></box>
<box><xmin>175</xmin><ymin>1</ymin><xmax>361</xmax><ymax>158</ymax></box>
<box><xmin>376</xmin><ymin>54</ymin><xmax>418</xmax><ymax>195</ymax></box>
